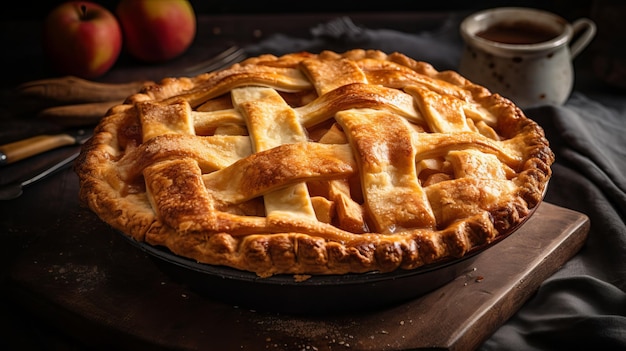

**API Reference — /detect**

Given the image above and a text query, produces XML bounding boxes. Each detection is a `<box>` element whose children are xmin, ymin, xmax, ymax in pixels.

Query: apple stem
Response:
<box><xmin>80</xmin><ymin>4</ymin><xmax>87</xmax><ymax>18</ymax></box>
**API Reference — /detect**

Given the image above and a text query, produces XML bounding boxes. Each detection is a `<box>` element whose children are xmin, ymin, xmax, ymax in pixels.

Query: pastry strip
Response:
<box><xmin>232</xmin><ymin>86</ymin><xmax>316</xmax><ymax>218</ymax></box>
<box><xmin>336</xmin><ymin>108</ymin><xmax>436</xmax><ymax>233</ymax></box>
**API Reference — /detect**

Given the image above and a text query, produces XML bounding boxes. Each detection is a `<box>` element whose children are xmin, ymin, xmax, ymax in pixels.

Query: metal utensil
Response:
<box><xmin>179</xmin><ymin>45</ymin><xmax>247</xmax><ymax>77</ymax></box>
<box><xmin>0</xmin><ymin>128</ymin><xmax>90</xmax><ymax>166</ymax></box>
<box><xmin>0</xmin><ymin>151</ymin><xmax>79</xmax><ymax>200</ymax></box>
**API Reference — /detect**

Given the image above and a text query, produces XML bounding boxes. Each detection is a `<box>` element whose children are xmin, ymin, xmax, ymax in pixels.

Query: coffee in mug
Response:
<box><xmin>475</xmin><ymin>21</ymin><xmax>560</xmax><ymax>44</ymax></box>
<box><xmin>459</xmin><ymin>7</ymin><xmax>596</xmax><ymax>108</ymax></box>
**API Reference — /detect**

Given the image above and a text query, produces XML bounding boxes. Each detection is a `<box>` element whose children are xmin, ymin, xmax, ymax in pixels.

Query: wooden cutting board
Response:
<box><xmin>6</xmin><ymin>194</ymin><xmax>589</xmax><ymax>351</ymax></box>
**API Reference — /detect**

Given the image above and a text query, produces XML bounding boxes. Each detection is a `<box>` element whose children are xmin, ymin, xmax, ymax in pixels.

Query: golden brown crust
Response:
<box><xmin>75</xmin><ymin>49</ymin><xmax>554</xmax><ymax>277</ymax></box>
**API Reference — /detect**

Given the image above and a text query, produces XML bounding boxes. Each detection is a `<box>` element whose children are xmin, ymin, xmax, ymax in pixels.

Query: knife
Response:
<box><xmin>0</xmin><ymin>129</ymin><xmax>90</xmax><ymax>166</ymax></box>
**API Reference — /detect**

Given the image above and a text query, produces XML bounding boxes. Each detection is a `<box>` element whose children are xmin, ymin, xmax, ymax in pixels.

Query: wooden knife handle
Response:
<box><xmin>0</xmin><ymin>134</ymin><xmax>75</xmax><ymax>165</ymax></box>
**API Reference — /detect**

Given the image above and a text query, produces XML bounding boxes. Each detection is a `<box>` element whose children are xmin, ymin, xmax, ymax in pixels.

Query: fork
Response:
<box><xmin>310</xmin><ymin>16</ymin><xmax>365</xmax><ymax>40</ymax></box>
<box><xmin>180</xmin><ymin>45</ymin><xmax>248</xmax><ymax>77</ymax></box>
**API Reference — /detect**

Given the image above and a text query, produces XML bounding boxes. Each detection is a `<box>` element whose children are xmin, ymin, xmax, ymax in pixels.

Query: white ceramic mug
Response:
<box><xmin>458</xmin><ymin>7</ymin><xmax>596</xmax><ymax>108</ymax></box>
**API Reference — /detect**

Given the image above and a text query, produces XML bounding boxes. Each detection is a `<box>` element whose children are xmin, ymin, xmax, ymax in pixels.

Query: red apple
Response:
<box><xmin>116</xmin><ymin>0</ymin><xmax>196</xmax><ymax>63</ymax></box>
<box><xmin>43</xmin><ymin>1</ymin><xmax>123</xmax><ymax>79</ymax></box>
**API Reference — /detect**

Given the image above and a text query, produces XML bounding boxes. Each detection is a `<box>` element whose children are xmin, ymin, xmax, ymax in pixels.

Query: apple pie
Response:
<box><xmin>75</xmin><ymin>49</ymin><xmax>554</xmax><ymax>277</ymax></box>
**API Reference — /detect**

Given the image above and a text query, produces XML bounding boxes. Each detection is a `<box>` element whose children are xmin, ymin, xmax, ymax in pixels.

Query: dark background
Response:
<box><xmin>2</xmin><ymin>0</ymin><xmax>596</xmax><ymax>20</ymax></box>
<box><xmin>2</xmin><ymin>0</ymin><xmax>623</xmax><ymax>93</ymax></box>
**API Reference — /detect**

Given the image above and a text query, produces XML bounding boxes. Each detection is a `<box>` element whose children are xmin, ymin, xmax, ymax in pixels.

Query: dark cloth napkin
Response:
<box><xmin>246</xmin><ymin>15</ymin><xmax>626</xmax><ymax>351</ymax></box>
<box><xmin>246</xmin><ymin>15</ymin><xmax>464</xmax><ymax>72</ymax></box>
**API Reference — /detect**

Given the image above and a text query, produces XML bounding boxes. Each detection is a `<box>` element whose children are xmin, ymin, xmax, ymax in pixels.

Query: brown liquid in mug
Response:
<box><xmin>476</xmin><ymin>21</ymin><xmax>560</xmax><ymax>44</ymax></box>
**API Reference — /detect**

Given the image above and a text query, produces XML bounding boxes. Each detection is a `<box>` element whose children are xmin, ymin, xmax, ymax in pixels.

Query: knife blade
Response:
<box><xmin>0</xmin><ymin>151</ymin><xmax>80</xmax><ymax>200</ymax></box>
<box><xmin>0</xmin><ymin>129</ymin><xmax>91</xmax><ymax>166</ymax></box>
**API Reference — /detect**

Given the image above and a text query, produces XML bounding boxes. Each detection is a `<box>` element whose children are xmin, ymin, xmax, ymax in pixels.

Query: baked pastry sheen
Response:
<box><xmin>76</xmin><ymin>49</ymin><xmax>554</xmax><ymax>277</ymax></box>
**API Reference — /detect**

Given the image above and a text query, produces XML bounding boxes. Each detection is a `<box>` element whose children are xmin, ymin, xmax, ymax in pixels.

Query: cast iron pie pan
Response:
<box><xmin>121</xmin><ymin>233</ymin><xmax>481</xmax><ymax>315</ymax></box>
<box><xmin>117</xmin><ymin>191</ymin><xmax>544</xmax><ymax>315</ymax></box>
<box><xmin>118</xmin><ymin>216</ymin><xmax>533</xmax><ymax>316</ymax></box>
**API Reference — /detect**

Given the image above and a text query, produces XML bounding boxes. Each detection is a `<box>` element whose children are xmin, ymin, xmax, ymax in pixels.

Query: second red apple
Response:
<box><xmin>116</xmin><ymin>0</ymin><xmax>196</xmax><ymax>63</ymax></box>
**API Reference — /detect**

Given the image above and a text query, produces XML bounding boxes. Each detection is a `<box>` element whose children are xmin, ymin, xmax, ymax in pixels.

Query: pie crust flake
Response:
<box><xmin>75</xmin><ymin>49</ymin><xmax>554</xmax><ymax>277</ymax></box>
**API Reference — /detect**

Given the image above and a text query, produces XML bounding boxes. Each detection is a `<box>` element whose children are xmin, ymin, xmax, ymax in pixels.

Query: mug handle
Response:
<box><xmin>570</xmin><ymin>18</ymin><xmax>597</xmax><ymax>59</ymax></box>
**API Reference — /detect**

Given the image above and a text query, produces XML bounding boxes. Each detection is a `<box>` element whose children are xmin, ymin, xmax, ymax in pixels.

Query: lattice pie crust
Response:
<box><xmin>76</xmin><ymin>49</ymin><xmax>554</xmax><ymax>277</ymax></box>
